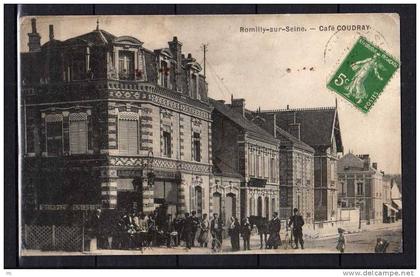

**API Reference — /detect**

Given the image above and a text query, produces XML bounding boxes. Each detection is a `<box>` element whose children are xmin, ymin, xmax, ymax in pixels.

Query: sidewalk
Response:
<box><xmin>21</xmin><ymin>221</ymin><xmax>402</xmax><ymax>256</ymax></box>
<box><xmin>301</xmin><ymin>220</ymin><xmax>402</xmax><ymax>240</ymax></box>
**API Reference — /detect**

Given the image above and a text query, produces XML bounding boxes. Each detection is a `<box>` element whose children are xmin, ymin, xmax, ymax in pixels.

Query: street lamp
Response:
<box><xmin>144</xmin><ymin>149</ymin><xmax>155</xmax><ymax>187</ymax></box>
<box><xmin>355</xmin><ymin>200</ymin><xmax>362</xmax><ymax>229</ymax></box>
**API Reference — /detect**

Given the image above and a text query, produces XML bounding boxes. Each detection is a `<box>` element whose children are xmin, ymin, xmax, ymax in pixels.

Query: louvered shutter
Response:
<box><xmin>69</xmin><ymin>120</ymin><xmax>87</xmax><ymax>154</ymax></box>
<box><xmin>119</xmin><ymin>120</ymin><xmax>129</xmax><ymax>154</ymax></box>
<box><xmin>127</xmin><ymin>120</ymin><xmax>138</xmax><ymax>154</ymax></box>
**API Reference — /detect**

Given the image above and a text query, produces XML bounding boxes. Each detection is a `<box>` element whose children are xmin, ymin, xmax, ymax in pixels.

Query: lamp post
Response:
<box><xmin>355</xmin><ymin>200</ymin><xmax>362</xmax><ymax>229</ymax></box>
<box><xmin>135</xmin><ymin>150</ymin><xmax>154</xmax><ymax>214</ymax></box>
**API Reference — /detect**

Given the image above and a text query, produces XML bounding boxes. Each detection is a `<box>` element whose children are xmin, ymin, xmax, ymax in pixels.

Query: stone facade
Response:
<box><xmin>210</xmin><ymin>98</ymin><xmax>280</xmax><ymax>221</ymax></box>
<box><xmin>258</xmin><ymin>107</ymin><xmax>343</xmax><ymax>222</ymax></box>
<box><xmin>21</xmin><ymin>19</ymin><xmax>212</xmax><ymax>218</ymax></box>
<box><xmin>337</xmin><ymin>153</ymin><xmax>386</xmax><ymax>224</ymax></box>
<box><xmin>246</xmin><ymin>112</ymin><xmax>315</xmax><ymax>224</ymax></box>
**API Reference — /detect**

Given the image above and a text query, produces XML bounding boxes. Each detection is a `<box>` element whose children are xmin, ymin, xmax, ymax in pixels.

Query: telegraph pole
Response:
<box><xmin>201</xmin><ymin>43</ymin><xmax>208</xmax><ymax>77</ymax></box>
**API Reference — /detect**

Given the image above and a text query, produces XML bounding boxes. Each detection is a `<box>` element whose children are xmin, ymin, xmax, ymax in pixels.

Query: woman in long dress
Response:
<box><xmin>198</xmin><ymin>213</ymin><xmax>210</xmax><ymax>247</ymax></box>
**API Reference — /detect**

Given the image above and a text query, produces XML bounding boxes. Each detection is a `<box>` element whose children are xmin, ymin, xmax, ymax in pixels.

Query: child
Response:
<box><xmin>336</xmin><ymin>228</ymin><xmax>346</xmax><ymax>253</ymax></box>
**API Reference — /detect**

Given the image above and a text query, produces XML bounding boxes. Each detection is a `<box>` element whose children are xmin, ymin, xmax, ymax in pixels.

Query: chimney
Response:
<box><xmin>27</xmin><ymin>18</ymin><xmax>41</xmax><ymax>52</ymax></box>
<box><xmin>288</xmin><ymin>112</ymin><xmax>301</xmax><ymax>140</ymax></box>
<box><xmin>168</xmin><ymin>36</ymin><xmax>182</xmax><ymax>67</ymax></box>
<box><xmin>357</xmin><ymin>154</ymin><xmax>371</xmax><ymax>170</ymax></box>
<box><xmin>287</xmin><ymin>104</ymin><xmax>290</xmax><ymax>110</ymax></box>
<box><xmin>230</xmin><ymin>97</ymin><xmax>246</xmax><ymax>117</ymax></box>
<box><xmin>168</xmin><ymin>36</ymin><xmax>182</xmax><ymax>90</ymax></box>
<box><xmin>289</xmin><ymin>123</ymin><xmax>301</xmax><ymax>140</ymax></box>
<box><xmin>49</xmin><ymin>24</ymin><xmax>54</xmax><ymax>41</ymax></box>
<box><xmin>372</xmin><ymin>162</ymin><xmax>378</xmax><ymax>170</ymax></box>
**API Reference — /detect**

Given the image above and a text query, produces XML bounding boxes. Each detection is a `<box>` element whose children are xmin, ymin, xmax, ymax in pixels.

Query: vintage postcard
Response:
<box><xmin>19</xmin><ymin>13</ymin><xmax>402</xmax><ymax>256</ymax></box>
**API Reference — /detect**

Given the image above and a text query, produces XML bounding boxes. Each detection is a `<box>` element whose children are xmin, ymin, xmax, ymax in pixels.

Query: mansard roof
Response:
<box><xmin>263</xmin><ymin>107</ymin><xmax>343</xmax><ymax>152</ymax></box>
<box><xmin>337</xmin><ymin>152</ymin><xmax>365</xmax><ymax>172</ymax></box>
<box><xmin>210</xmin><ymin>98</ymin><xmax>279</xmax><ymax>145</ymax></box>
<box><xmin>63</xmin><ymin>29</ymin><xmax>116</xmax><ymax>46</ymax></box>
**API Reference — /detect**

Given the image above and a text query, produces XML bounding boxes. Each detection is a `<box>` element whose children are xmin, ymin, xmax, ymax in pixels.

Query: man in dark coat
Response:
<box><xmin>191</xmin><ymin>210</ymin><xmax>200</xmax><ymax>247</ymax></box>
<box><xmin>173</xmin><ymin>215</ymin><xmax>184</xmax><ymax>246</ymax></box>
<box><xmin>268</xmin><ymin>212</ymin><xmax>281</xmax><ymax>249</ymax></box>
<box><xmin>210</xmin><ymin>213</ymin><xmax>224</xmax><ymax>249</ymax></box>
<box><xmin>241</xmin><ymin>217</ymin><xmax>252</xmax><ymax>251</ymax></box>
<box><xmin>182</xmin><ymin>212</ymin><xmax>194</xmax><ymax>249</ymax></box>
<box><xmin>288</xmin><ymin>208</ymin><xmax>305</xmax><ymax>249</ymax></box>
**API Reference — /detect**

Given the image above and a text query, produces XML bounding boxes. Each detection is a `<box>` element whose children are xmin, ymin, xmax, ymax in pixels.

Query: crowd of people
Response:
<box><xmin>86</xmin><ymin>205</ymin><xmax>306</xmax><ymax>252</ymax></box>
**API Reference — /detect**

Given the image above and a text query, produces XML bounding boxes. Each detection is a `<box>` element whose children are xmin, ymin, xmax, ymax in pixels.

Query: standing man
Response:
<box><xmin>241</xmin><ymin>217</ymin><xmax>252</xmax><ymax>251</ymax></box>
<box><xmin>198</xmin><ymin>213</ymin><xmax>210</xmax><ymax>248</ymax></box>
<box><xmin>210</xmin><ymin>213</ymin><xmax>224</xmax><ymax>250</ymax></box>
<box><xmin>268</xmin><ymin>212</ymin><xmax>281</xmax><ymax>249</ymax></box>
<box><xmin>183</xmin><ymin>212</ymin><xmax>194</xmax><ymax>249</ymax></box>
<box><xmin>288</xmin><ymin>208</ymin><xmax>305</xmax><ymax>249</ymax></box>
<box><xmin>191</xmin><ymin>211</ymin><xmax>200</xmax><ymax>247</ymax></box>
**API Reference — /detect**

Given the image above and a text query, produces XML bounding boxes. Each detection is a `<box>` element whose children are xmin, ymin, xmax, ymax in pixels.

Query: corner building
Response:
<box><xmin>21</xmin><ymin>19</ymin><xmax>213</xmax><ymax>218</ymax></box>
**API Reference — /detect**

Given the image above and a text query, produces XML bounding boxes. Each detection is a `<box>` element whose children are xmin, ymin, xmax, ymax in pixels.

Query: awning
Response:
<box><xmin>384</xmin><ymin>203</ymin><xmax>399</xmax><ymax>213</ymax></box>
<box><xmin>117</xmin><ymin>179</ymin><xmax>135</xmax><ymax>191</ymax></box>
<box><xmin>392</xmin><ymin>199</ymin><xmax>402</xmax><ymax>210</ymax></box>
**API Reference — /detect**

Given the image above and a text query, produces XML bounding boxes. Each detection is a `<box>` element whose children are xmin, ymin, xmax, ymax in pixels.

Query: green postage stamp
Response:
<box><xmin>327</xmin><ymin>36</ymin><xmax>400</xmax><ymax>113</ymax></box>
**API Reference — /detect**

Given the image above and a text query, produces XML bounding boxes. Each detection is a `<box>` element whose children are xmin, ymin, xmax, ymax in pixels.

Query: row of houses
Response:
<box><xmin>21</xmin><ymin>19</ymin><xmax>400</xmax><ymax>227</ymax></box>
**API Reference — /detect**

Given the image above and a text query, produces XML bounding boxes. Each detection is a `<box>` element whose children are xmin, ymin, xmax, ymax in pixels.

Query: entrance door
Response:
<box><xmin>225</xmin><ymin>193</ymin><xmax>236</xmax><ymax>220</ymax></box>
<box><xmin>154</xmin><ymin>180</ymin><xmax>178</xmax><ymax>216</ymax></box>
<box><xmin>213</xmin><ymin>192</ymin><xmax>222</xmax><ymax>217</ymax></box>
<box><xmin>257</xmin><ymin>196</ymin><xmax>263</xmax><ymax>217</ymax></box>
<box><xmin>265</xmin><ymin>197</ymin><xmax>270</xmax><ymax>219</ymax></box>
<box><xmin>194</xmin><ymin>186</ymin><xmax>203</xmax><ymax>216</ymax></box>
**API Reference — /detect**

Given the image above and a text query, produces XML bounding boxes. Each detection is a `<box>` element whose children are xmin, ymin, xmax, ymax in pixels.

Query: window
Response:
<box><xmin>249</xmin><ymin>198</ymin><xmax>255</xmax><ymax>216</ymax></box>
<box><xmin>160</xmin><ymin>60</ymin><xmax>170</xmax><ymax>88</ymax></box>
<box><xmin>163</xmin><ymin>131</ymin><xmax>171</xmax><ymax>157</ymax></box>
<box><xmin>46</xmin><ymin>121</ymin><xmax>63</xmax><ymax>156</ymax></box>
<box><xmin>69</xmin><ymin>113</ymin><xmax>88</xmax><ymax>154</ymax></box>
<box><xmin>270</xmin><ymin>157</ymin><xmax>275</xmax><ymax>181</ymax></box>
<box><xmin>357</xmin><ymin>183</ymin><xmax>364</xmax><ymax>195</ymax></box>
<box><xmin>192</xmin><ymin>132</ymin><xmax>201</xmax><ymax>162</ymax></box>
<box><xmin>119</xmin><ymin>51</ymin><xmax>135</xmax><ymax>80</ymax></box>
<box><xmin>248</xmin><ymin>151</ymin><xmax>254</xmax><ymax>176</ymax></box>
<box><xmin>191</xmin><ymin>186</ymin><xmax>203</xmax><ymax>216</ymax></box>
<box><xmin>191</xmin><ymin>74</ymin><xmax>198</xmax><ymax>98</ymax></box>
<box><xmin>118</xmin><ymin>117</ymin><xmax>138</xmax><ymax>155</ymax></box>
<box><xmin>71</xmin><ymin>58</ymin><xmax>85</xmax><ymax>80</ymax></box>
<box><xmin>256</xmin><ymin>154</ymin><xmax>260</xmax><ymax>177</ymax></box>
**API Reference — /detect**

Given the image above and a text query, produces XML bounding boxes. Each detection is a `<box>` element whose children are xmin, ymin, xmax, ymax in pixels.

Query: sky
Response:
<box><xmin>19</xmin><ymin>14</ymin><xmax>401</xmax><ymax>174</ymax></box>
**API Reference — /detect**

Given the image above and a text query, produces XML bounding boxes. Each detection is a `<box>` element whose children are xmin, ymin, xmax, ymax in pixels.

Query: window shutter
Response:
<box><xmin>69</xmin><ymin>120</ymin><xmax>87</xmax><ymax>154</ymax></box>
<box><xmin>127</xmin><ymin>120</ymin><xmax>138</xmax><ymax>154</ymax></box>
<box><xmin>119</xmin><ymin>120</ymin><xmax>129</xmax><ymax>154</ymax></box>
